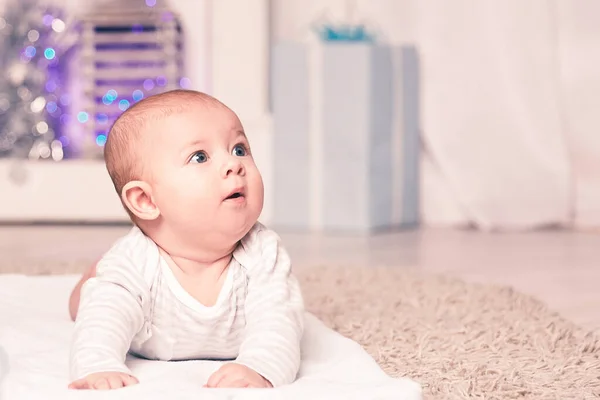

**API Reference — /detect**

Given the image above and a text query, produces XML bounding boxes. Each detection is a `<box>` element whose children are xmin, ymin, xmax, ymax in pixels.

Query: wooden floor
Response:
<box><xmin>1</xmin><ymin>223</ymin><xmax>598</xmax><ymax>332</ymax></box>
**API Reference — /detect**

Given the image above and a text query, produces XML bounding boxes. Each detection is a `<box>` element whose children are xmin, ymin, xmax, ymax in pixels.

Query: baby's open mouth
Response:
<box><xmin>227</xmin><ymin>192</ymin><xmax>243</xmax><ymax>199</ymax></box>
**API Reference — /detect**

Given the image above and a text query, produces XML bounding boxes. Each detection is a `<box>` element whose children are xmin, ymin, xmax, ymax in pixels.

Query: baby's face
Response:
<box><xmin>145</xmin><ymin>103</ymin><xmax>264</xmax><ymax>244</ymax></box>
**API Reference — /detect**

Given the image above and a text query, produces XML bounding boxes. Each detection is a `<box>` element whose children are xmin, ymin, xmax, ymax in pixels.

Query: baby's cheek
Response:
<box><xmin>249</xmin><ymin>175</ymin><xmax>264</xmax><ymax>202</ymax></box>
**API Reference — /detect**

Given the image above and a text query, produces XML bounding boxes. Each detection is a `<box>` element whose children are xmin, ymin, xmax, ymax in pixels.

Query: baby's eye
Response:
<box><xmin>232</xmin><ymin>144</ymin><xmax>247</xmax><ymax>157</ymax></box>
<box><xmin>190</xmin><ymin>151</ymin><xmax>208</xmax><ymax>163</ymax></box>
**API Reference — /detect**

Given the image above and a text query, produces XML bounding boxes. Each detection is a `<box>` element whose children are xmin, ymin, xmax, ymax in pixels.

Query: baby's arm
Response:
<box><xmin>69</xmin><ymin>251</ymin><xmax>149</xmax><ymax>388</ymax></box>
<box><xmin>234</xmin><ymin>229</ymin><xmax>305</xmax><ymax>387</ymax></box>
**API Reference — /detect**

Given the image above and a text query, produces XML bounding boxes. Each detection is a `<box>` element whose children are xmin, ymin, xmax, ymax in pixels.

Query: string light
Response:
<box><xmin>24</xmin><ymin>46</ymin><xmax>36</xmax><ymax>57</ymax></box>
<box><xmin>179</xmin><ymin>77</ymin><xmax>191</xmax><ymax>88</ymax></box>
<box><xmin>0</xmin><ymin>0</ymin><xmax>190</xmax><ymax>158</ymax></box>
<box><xmin>118</xmin><ymin>99</ymin><xmax>130</xmax><ymax>111</ymax></box>
<box><xmin>42</xmin><ymin>14</ymin><xmax>53</xmax><ymax>26</ymax></box>
<box><xmin>46</xmin><ymin>101</ymin><xmax>57</xmax><ymax>113</ymax></box>
<box><xmin>45</xmin><ymin>81</ymin><xmax>57</xmax><ymax>92</ymax></box>
<box><xmin>96</xmin><ymin>113</ymin><xmax>108</xmax><ymax>124</ymax></box>
<box><xmin>143</xmin><ymin>79</ymin><xmax>154</xmax><ymax>91</ymax></box>
<box><xmin>95</xmin><ymin>134</ymin><xmax>107</xmax><ymax>146</ymax></box>
<box><xmin>132</xmin><ymin>90</ymin><xmax>144</xmax><ymax>101</ymax></box>
<box><xmin>76</xmin><ymin>111</ymin><xmax>88</xmax><ymax>123</ymax></box>
<box><xmin>51</xmin><ymin>18</ymin><xmax>65</xmax><ymax>33</ymax></box>
<box><xmin>43</xmin><ymin>47</ymin><xmax>55</xmax><ymax>59</ymax></box>
<box><xmin>27</xmin><ymin>29</ymin><xmax>39</xmax><ymax>42</ymax></box>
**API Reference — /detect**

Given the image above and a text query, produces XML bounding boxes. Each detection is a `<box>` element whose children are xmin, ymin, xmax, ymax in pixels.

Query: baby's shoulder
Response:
<box><xmin>239</xmin><ymin>222</ymin><xmax>280</xmax><ymax>249</ymax></box>
<box><xmin>96</xmin><ymin>225</ymin><xmax>159</xmax><ymax>279</ymax></box>
<box><xmin>234</xmin><ymin>222</ymin><xmax>287</xmax><ymax>269</ymax></box>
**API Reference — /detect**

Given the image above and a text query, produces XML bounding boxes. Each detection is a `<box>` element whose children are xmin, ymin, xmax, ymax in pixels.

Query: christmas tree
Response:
<box><xmin>0</xmin><ymin>0</ymin><xmax>75</xmax><ymax>161</ymax></box>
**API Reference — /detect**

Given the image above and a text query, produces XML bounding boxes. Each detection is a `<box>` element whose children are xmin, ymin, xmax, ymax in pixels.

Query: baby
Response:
<box><xmin>67</xmin><ymin>89</ymin><xmax>304</xmax><ymax>390</ymax></box>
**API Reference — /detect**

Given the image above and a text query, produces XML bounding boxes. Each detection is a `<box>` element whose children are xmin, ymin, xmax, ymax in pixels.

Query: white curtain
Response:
<box><xmin>273</xmin><ymin>0</ymin><xmax>600</xmax><ymax>230</ymax></box>
<box><xmin>554</xmin><ymin>1</ymin><xmax>600</xmax><ymax>230</ymax></box>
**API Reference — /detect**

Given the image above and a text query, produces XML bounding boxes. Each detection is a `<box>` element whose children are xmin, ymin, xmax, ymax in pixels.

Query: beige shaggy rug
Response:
<box><xmin>2</xmin><ymin>261</ymin><xmax>599</xmax><ymax>399</ymax></box>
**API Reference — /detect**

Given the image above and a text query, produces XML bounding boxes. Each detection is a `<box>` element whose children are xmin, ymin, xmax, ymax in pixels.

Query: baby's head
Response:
<box><xmin>104</xmin><ymin>89</ymin><xmax>264</xmax><ymax>256</ymax></box>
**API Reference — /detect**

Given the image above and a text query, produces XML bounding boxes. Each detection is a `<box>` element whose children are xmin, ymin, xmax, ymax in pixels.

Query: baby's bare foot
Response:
<box><xmin>69</xmin><ymin>263</ymin><xmax>97</xmax><ymax>321</ymax></box>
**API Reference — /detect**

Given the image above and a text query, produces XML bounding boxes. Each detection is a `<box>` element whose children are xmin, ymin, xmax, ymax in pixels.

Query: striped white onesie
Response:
<box><xmin>69</xmin><ymin>222</ymin><xmax>305</xmax><ymax>387</ymax></box>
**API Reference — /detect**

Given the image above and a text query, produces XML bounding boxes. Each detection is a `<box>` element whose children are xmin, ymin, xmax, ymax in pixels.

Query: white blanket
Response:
<box><xmin>0</xmin><ymin>275</ymin><xmax>421</xmax><ymax>400</ymax></box>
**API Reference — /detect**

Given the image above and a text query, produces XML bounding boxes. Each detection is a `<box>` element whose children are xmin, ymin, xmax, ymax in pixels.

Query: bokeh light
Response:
<box><xmin>27</xmin><ymin>29</ymin><xmax>40</xmax><ymax>42</ymax></box>
<box><xmin>118</xmin><ymin>99</ymin><xmax>130</xmax><ymax>111</ymax></box>
<box><xmin>42</xmin><ymin>14</ymin><xmax>53</xmax><ymax>26</ymax></box>
<box><xmin>96</xmin><ymin>134</ymin><xmax>107</xmax><ymax>146</ymax></box>
<box><xmin>132</xmin><ymin>90</ymin><xmax>144</xmax><ymax>101</ymax></box>
<box><xmin>77</xmin><ymin>111</ymin><xmax>89</xmax><ymax>123</ymax></box>
<box><xmin>44</xmin><ymin>47</ymin><xmax>55</xmax><ymax>59</ymax></box>
<box><xmin>24</xmin><ymin>46</ymin><xmax>36</xmax><ymax>58</ymax></box>
<box><xmin>179</xmin><ymin>77</ymin><xmax>191</xmax><ymax>89</ymax></box>
<box><xmin>97</xmin><ymin>113</ymin><xmax>109</xmax><ymax>124</ymax></box>
<box><xmin>46</xmin><ymin>101</ymin><xmax>58</xmax><ymax>113</ymax></box>
<box><xmin>143</xmin><ymin>79</ymin><xmax>155</xmax><ymax>91</ymax></box>
<box><xmin>51</xmin><ymin>18</ymin><xmax>65</xmax><ymax>33</ymax></box>
<box><xmin>45</xmin><ymin>80</ymin><xmax>57</xmax><ymax>92</ymax></box>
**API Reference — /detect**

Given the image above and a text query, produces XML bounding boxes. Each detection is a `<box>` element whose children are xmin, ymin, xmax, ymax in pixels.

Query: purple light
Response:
<box><xmin>46</xmin><ymin>101</ymin><xmax>58</xmax><ymax>113</ymax></box>
<box><xmin>132</xmin><ymin>90</ymin><xmax>144</xmax><ymax>101</ymax></box>
<box><xmin>60</xmin><ymin>114</ymin><xmax>71</xmax><ymax>125</ymax></box>
<box><xmin>59</xmin><ymin>136</ymin><xmax>70</xmax><ymax>146</ymax></box>
<box><xmin>97</xmin><ymin>113</ymin><xmax>109</xmax><ymax>124</ymax></box>
<box><xmin>145</xmin><ymin>0</ymin><xmax>157</xmax><ymax>7</ymax></box>
<box><xmin>179</xmin><ymin>77</ymin><xmax>191</xmax><ymax>89</ymax></box>
<box><xmin>132</xmin><ymin>24</ymin><xmax>143</xmax><ymax>34</ymax></box>
<box><xmin>43</xmin><ymin>15</ymin><xmax>54</xmax><ymax>26</ymax></box>
<box><xmin>143</xmin><ymin>79</ymin><xmax>155</xmax><ymax>91</ymax></box>
<box><xmin>24</xmin><ymin>46</ymin><xmax>36</xmax><ymax>58</ymax></box>
<box><xmin>45</xmin><ymin>81</ymin><xmax>57</xmax><ymax>92</ymax></box>
<box><xmin>59</xmin><ymin>95</ymin><xmax>70</xmax><ymax>106</ymax></box>
<box><xmin>156</xmin><ymin>76</ymin><xmax>167</xmax><ymax>86</ymax></box>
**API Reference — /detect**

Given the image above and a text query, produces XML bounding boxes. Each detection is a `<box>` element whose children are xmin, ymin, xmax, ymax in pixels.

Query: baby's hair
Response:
<box><xmin>104</xmin><ymin>89</ymin><xmax>225</xmax><ymax>198</ymax></box>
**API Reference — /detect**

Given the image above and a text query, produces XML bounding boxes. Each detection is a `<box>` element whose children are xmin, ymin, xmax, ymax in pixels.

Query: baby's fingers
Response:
<box><xmin>103</xmin><ymin>374</ymin><xmax>138</xmax><ymax>389</ymax></box>
<box><xmin>227</xmin><ymin>378</ymin><xmax>251</xmax><ymax>388</ymax></box>
<box><xmin>108</xmin><ymin>375</ymin><xmax>127</xmax><ymax>389</ymax></box>
<box><xmin>93</xmin><ymin>378</ymin><xmax>110</xmax><ymax>390</ymax></box>
<box><xmin>206</xmin><ymin>369</ymin><xmax>227</xmax><ymax>388</ymax></box>
<box><xmin>68</xmin><ymin>373</ymin><xmax>138</xmax><ymax>390</ymax></box>
<box><xmin>68</xmin><ymin>379</ymin><xmax>90</xmax><ymax>390</ymax></box>
<box><xmin>121</xmin><ymin>374</ymin><xmax>139</xmax><ymax>387</ymax></box>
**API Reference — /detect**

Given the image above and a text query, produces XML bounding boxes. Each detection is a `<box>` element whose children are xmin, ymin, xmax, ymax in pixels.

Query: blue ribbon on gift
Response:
<box><xmin>315</xmin><ymin>24</ymin><xmax>374</xmax><ymax>42</ymax></box>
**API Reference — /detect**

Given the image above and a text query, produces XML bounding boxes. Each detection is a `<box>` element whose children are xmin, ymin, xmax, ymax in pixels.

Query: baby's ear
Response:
<box><xmin>121</xmin><ymin>181</ymin><xmax>160</xmax><ymax>220</ymax></box>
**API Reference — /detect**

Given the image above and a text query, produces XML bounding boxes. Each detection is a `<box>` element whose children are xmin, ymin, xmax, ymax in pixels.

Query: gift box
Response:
<box><xmin>270</xmin><ymin>41</ymin><xmax>420</xmax><ymax>232</ymax></box>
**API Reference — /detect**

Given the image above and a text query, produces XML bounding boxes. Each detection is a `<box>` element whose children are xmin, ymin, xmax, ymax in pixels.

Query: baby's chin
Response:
<box><xmin>223</xmin><ymin>211</ymin><xmax>261</xmax><ymax>239</ymax></box>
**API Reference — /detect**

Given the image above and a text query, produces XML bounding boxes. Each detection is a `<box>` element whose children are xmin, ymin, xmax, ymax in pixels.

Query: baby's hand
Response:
<box><xmin>205</xmin><ymin>363</ymin><xmax>272</xmax><ymax>389</ymax></box>
<box><xmin>68</xmin><ymin>371</ymin><xmax>138</xmax><ymax>390</ymax></box>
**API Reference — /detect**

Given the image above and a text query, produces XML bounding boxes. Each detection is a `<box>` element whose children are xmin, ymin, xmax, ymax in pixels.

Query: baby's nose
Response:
<box><xmin>222</xmin><ymin>158</ymin><xmax>245</xmax><ymax>176</ymax></box>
